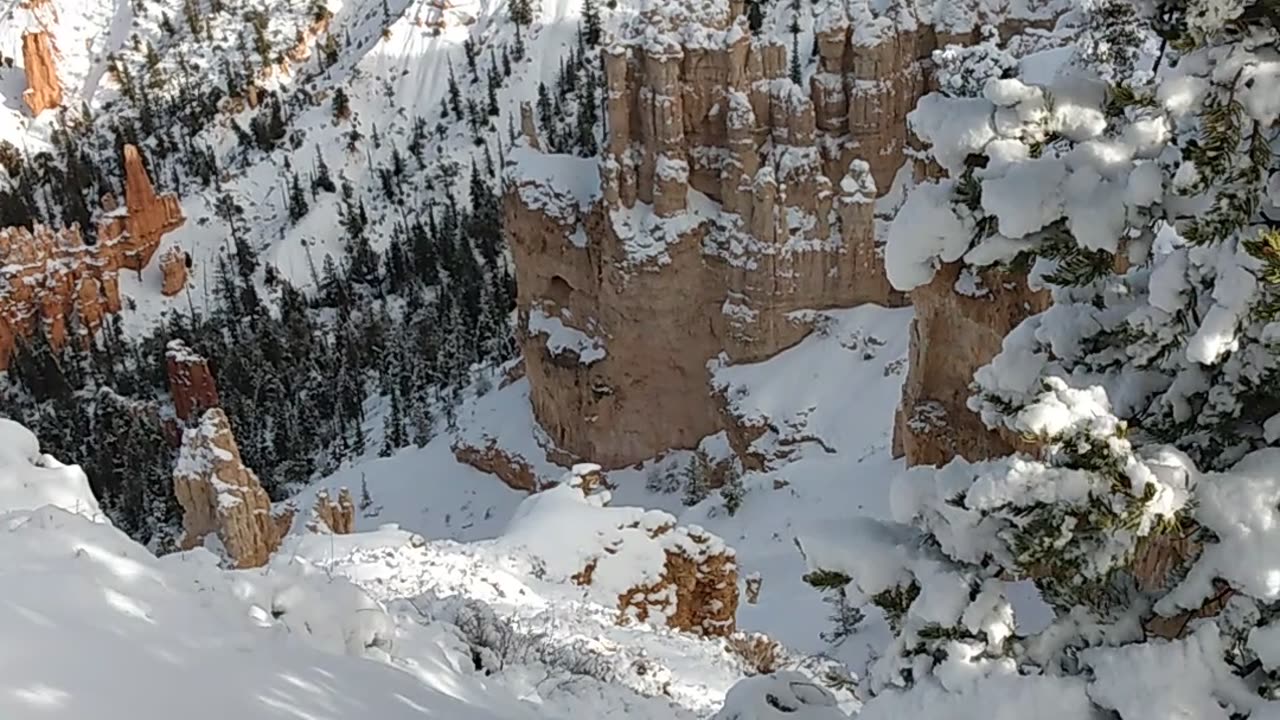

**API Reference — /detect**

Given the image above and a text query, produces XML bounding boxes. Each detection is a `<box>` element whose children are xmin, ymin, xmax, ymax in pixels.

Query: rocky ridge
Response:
<box><xmin>0</xmin><ymin>145</ymin><xmax>184</xmax><ymax>370</ymax></box>
<box><xmin>505</xmin><ymin>0</ymin><xmax>1063</xmax><ymax>470</ymax></box>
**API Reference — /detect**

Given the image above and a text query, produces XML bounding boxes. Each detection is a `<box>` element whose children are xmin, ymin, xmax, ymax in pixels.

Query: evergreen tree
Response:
<box><xmin>746</xmin><ymin>0</ymin><xmax>764</xmax><ymax>32</ymax></box>
<box><xmin>447</xmin><ymin>60</ymin><xmax>463</xmax><ymax>118</ymax></box>
<box><xmin>287</xmin><ymin>170</ymin><xmax>309</xmax><ymax>222</ymax></box>
<box><xmin>804</xmin><ymin>3</ymin><xmax>1280</xmax><ymax>712</ymax></box>
<box><xmin>313</xmin><ymin>147</ymin><xmax>337</xmax><ymax>193</ymax></box>
<box><xmin>332</xmin><ymin>86</ymin><xmax>352</xmax><ymax>122</ymax></box>
<box><xmin>582</xmin><ymin>0</ymin><xmax>601</xmax><ymax>47</ymax></box>
<box><xmin>681</xmin><ymin>454</ymin><xmax>712</xmax><ymax>507</ymax></box>
<box><xmin>510</xmin><ymin>0</ymin><xmax>532</xmax><ymax>26</ymax></box>
<box><xmin>789</xmin><ymin>33</ymin><xmax>802</xmax><ymax>86</ymax></box>
<box><xmin>719</xmin><ymin>464</ymin><xmax>746</xmax><ymax>516</ymax></box>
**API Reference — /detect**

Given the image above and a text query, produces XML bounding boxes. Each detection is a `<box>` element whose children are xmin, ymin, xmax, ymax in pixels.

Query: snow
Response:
<box><xmin>0</xmin><ymin>419</ymin><xmax>104</xmax><ymax>521</ymax></box>
<box><xmin>0</xmin><ymin>421</ymin><xmax>546</xmax><ymax>720</ymax></box>
<box><xmin>528</xmin><ymin>307</ymin><xmax>607</xmax><ymax>364</ymax></box>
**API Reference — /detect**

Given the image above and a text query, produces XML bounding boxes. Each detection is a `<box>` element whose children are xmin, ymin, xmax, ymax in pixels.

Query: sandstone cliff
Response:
<box><xmin>0</xmin><ymin>144</ymin><xmax>185</xmax><ymax>369</ymax></box>
<box><xmin>892</xmin><ymin>263</ymin><xmax>1048</xmax><ymax>466</ymax></box>
<box><xmin>173</xmin><ymin>407</ymin><xmax>293</xmax><ymax>568</ymax></box>
<box><xmin>21</xmin><ymin>30</ymin><xmax>61</xmax><ymax>116</ymax></box>
<box><xmin>505</xmin><ymin>0</ymin><xmax>1060</xmax><ymax>469</ymax></box>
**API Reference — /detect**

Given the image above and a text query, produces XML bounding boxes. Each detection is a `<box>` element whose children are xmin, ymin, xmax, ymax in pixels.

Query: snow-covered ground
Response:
<box><xmin>298</xmin><ymin>304</ymin><xmax>916</xmax><ymax>698</ymax></box>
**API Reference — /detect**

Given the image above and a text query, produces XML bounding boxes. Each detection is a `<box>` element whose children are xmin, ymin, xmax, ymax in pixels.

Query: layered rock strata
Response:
<box><xmin>173</xmin><ymin>408</ymin><xmax>293</xmax><ymax>568</ymax></box>
<box><xmin>0</xmin><ymin>145</ymin><xmax>185</xmax><ymax>369</ymax></box>
<box><xmin>506</xmin><ymin>0</ymin><xmax>1060</xmax><ymax>469</ymax></box>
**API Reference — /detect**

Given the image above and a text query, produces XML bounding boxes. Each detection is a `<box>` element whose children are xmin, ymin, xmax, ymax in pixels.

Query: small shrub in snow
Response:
<box><xmin>681</xmin><ymin>452</ymin><xmax>713</xmax><ymax>507</ymax></box>
<box><xmin>727</xmin><ymin>632</ymin><xmax>785</xmax><ymax>676</ymax></box>
<box><xmin>720</xmin><ymin>464</ymin><xmax>747</xmax><ymax>516</ymax></box>
<box><xmin>645</xmin><ymin>465</ymin><xmax>681</xmax><ymax>494</ymax></box>
<box><xmin>434</xmin><ymin>596</ymin><xmax>614</xmax><ymax>681</ymax></box>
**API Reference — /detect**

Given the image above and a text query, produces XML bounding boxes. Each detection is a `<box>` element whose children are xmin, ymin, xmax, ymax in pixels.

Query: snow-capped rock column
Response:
<box><xmin>173</xmin><ymin>408</ymin><xmax>293</xmax><ymax>568</ymax></box>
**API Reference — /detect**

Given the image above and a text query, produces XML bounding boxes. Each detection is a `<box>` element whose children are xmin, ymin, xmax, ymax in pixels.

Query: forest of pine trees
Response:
<box><xmin>0</xmin><ymin>0</ymin><xmax>549</xmax><ymax>548</ymax></box>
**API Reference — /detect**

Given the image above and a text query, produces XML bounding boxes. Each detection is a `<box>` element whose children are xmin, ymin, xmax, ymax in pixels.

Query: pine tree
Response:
<box><xmin>447</xmin><ymin>60</ymin><xmax>463</xmax><ymax>118</ymax></box>
<box><xmin>719</xmin><ymin>464</ymin><xmax>746</xmax><ymax>516</ymax></box>
<box><xmin>313</xmin><ymin>147</ymin><xmax>337</xmax><ymax>193</ymax></box>
<box><xmin>332</xmin><ymin>86</ymin><xmax>351</xmax><ymax>122</ymax></box>
<box><xmin>510</xmin><ymin>0</ymin><xmax>532</xmax><ymax>26</ymax></box>
<box><xmin>582</xmin><ymin>0</ymin><xmax>601</xmax><ymax>47</ymax></box>
<box><xmin>789</xmin><ymin>33</ymin><xmax>802</xmax><ymax>86</ymax></box>
<box><xmin>287</xmin><ymin>171</ymin><xmax>309</xmax><ymax>222</ymax></box>
<box><xmin>512</xmin><ymin>24</ymin><xmax>526</xmax><ymax>61</ymax></box>
<box><xmin>681</xmin><ymin>454</ymin><xmax>711</xmax><ymax>507</ymax></box>
<box><xmin>802</xmin><ymin>3</ymin><xmax>1280</xmax><ymax>712</ymax></box>
<box><xmin>746</xmin><ymin>0</ymin><xmax>764</xmax><ymax>32</ymax></box>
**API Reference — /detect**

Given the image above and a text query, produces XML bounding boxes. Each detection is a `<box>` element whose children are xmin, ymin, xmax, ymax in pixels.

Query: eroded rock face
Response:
<box><xmin>22</xmin><ymin>30</ymin><xmax>61</xmax><ymax>116</ymax></box>
<box><xmin>556</xmin><ymin>464</ymin><xmax>738</xmax><ymax>636</ymax></box>
<box><xmin>618</xmin><ymin>526</ymin><xmax>739</xmax><ymax>637</ymax></box>
<box><xmin>165</xmin><ymin>340</ymin><xmax>220</xmax><ymax>423</ymax></box>
<box><xmin>892</xmin><ymin>263</ymin><xmax>1048</xmax><ymax>467</ymax></box>
<box><xmin>159</xmin><ymin>246</ymin><xmax>189</xmax><ymax>296</ymax></box>
<box><xmin>311</xmin><ymin>487</ymin><xmax>355</xmax><ymax>533</ymax></box>
<box><xmin>452</xmin><ymin>438</ymin><xmax>542</xmax><ymax>492</ymax></box>
<box><xmin>173</xmin><ymin>408</ymin><xmax>292</xmax><ymax>568</ymax></box>
<box><xmin>0</xmin><ymin>145</ymin><xmax>185</xmax><ymax>369</ymax></box>
<box><xmin>505</xmin><ymin>1</ymin><xmax>1058</xmax><ymax>469</ymax></box>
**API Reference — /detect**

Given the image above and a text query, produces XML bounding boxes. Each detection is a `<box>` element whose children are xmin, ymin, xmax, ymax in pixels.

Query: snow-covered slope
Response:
<box><xmin>299</xmin><ymin>303</ymin><xmax>915</xmax><ymax>693</ymax></box>
<box><xmin>0</xmin><ymin>418</ymin><xmax>543</xmax><ymax>719</ymax></box>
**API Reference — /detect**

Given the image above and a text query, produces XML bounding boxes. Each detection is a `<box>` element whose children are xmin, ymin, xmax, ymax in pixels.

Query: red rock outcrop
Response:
<box><xmin>173</xmin><ymin>408</ymin><xmax>293</xmax><ymax>568</ymax></box>
<box><xmin>159</xmin><ymin>246</ymin><xmax>189</xmax><ymax>296</ymax></box>
<box><xmin>574</xmin><ymin>519</ymin><xmax>739</xmax><ymax>637</ymax></box>
<box><xmin>452</xmin><ymin>438</ymin><xmax>542</xmax><ymax>492</ymax></box>
<box><xmin>0</xmin><ymin>145</ymin><xmax>185</xmax><ymax>369</ymax></box>
<box><xmin>165</xmin><ymin>340</ymin><xmax>220</xmax><ymax>423</ymax></box>
<box><xmin>21</xmin><ymin>30</ymin><xmax>61</xmax><ymax>116</ymax></box>
<box><xmin>550</xmin><ymin>461</ymin><xmax>738</xmax><ymax>635</ymax></box>
<box><xmin>505</xmin><ymin>3</ymin><xmax>1058</xmax><ymax>469</ymax></box>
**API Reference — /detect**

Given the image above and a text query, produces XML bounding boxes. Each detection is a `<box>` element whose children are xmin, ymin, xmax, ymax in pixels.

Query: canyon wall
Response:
<box><xmin>505</xmin><ymin>0</ymin><xmax>1061</xmax><ymax>469</ymax></box>
<box><xmin>0</xmin><ymin>144</ymin><xmax>184</xmax><ymax>369</ymax></box>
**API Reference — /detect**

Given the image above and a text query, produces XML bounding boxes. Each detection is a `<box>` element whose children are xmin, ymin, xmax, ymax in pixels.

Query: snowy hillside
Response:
<box><xmin>0</xmin><ymin>419</ymin><xmax>540</xmax><ymax>720</ymax></box>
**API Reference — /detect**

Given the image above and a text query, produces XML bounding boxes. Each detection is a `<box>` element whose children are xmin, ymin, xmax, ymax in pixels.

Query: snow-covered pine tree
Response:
<box><xmin>806</xmin><ymin>1</ymin><xmax>1280</xmax><ymax>716</ymax></box>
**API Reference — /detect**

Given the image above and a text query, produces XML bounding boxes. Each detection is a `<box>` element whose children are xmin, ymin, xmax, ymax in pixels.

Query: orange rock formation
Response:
<box><xmin>0</xmin><ymin>145</ymin><xmax>185</xmax><ymax>369</ymax></box>
<box><xmin>893</xmin><ymin>263</ymin><xmax>1049</xmax><ymax>467</ymax></box>
<box><xmin>22</xmin><ymin>30</ymin><xmax>61</xmax><ymax>116</ymax></box>
<box><xmin>310</xmin><ymin>488</ymin><xmax>356</xmax><ymax>533</ymax></box>
<box><xmin>159</xmin><ymin>246</ymin><xmax>189</xmax><ymax>296</ymax></box>
<box><xmin>173</xmin><ymin>407</ymin><xmax>293</xmax><ymax>568</ymax></box>
<box><xmin>165</xmin><ymin>340</ymin><xmax>220</xmax><ymax>423</ymax></box>
<box><xmin>505</xmin><ymin>2</ymin><xmax>1059</xmax><ymax>470</ymax></box>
